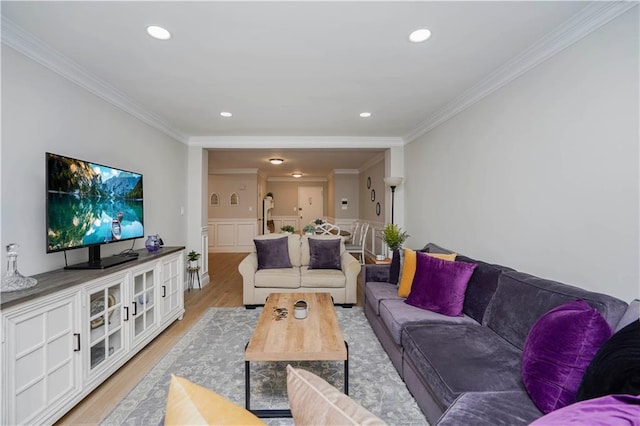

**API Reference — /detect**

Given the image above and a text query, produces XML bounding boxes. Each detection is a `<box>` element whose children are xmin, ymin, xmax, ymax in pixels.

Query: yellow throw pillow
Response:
<box><xmin>165</xmin><ymin>375</ymin><xmax>265</xmax><ymax>426</ymax></box>
<box><xmin>286</xmin><ymin>365</ymin><xmax>387</xmax><ymax>425</ymax></box>
<box><xmin>397</xmin><ymin>249</ymin><xmax>417</xmax><ymax>297</ymax></box>
<box><xmin>397</xmin><ymin>250</ymin><xmax>457</xmax><ymax>297</ymax></box>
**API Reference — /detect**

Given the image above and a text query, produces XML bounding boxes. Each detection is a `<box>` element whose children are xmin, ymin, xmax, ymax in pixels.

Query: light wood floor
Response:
<box><xmin>56</xmin><ymin>252</ymin><xmax>363</xmax><ymax>425</ymax></box>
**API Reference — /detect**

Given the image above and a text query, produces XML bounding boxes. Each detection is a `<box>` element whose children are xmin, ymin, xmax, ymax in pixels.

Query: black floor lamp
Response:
<box><xmin>383</xmin><ymin>177</ymin><xmax>403</xmax><ymax>224</ymax></box>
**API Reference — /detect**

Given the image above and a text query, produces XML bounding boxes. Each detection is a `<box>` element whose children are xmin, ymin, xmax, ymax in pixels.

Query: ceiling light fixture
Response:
<box><xmin>360</xmin><ymin>112</ymin><xmax>372</xmax><ymax>118</ymax></box>
<box><xmin>269</xmin><ymin>158</ymin><xmax>284</xmax><ymax>165</ymax></box>
<box><xmin>146</xmin><ymin>25</ymin><xmax>171</xmax><ymax>40</ymax></box>
<box><xmin>409</xmin><ymin>28</ymin><xmax>432</xmax><ymax>43</ymax></box>
<box><xmin>220</xmin><ymin>111</ymin><xmax>232</xmax><ymax>118</ymax></box>
<box><xmin>291</xmin><ymin>172</ymin><xmax>303</xmax><ymax>178</ymax></box>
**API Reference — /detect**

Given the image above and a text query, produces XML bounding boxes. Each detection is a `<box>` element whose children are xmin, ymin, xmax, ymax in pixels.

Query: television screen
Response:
<box><xmin>46</xmin><ymin>153</ymin><xmax>144</xmax><ymax>253</ymax></box>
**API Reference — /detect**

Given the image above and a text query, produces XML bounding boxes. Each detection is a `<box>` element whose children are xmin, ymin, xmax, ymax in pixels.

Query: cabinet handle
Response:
<box><xmin>73</xmin><ymin>333</ymin><xmax>81</xmax><ymax>352</ymax></box>
<box><xmin>162</xmin><ymin>285</ymin><xmax>166</xmax><ymax>298</ymax></box>
<box><xmin>124</xmin><ymin>306</ymin><xmax>129</xmax><ymax>321</ymax></box>
<box><xmin>132</xmin><ymin>301</ymin><xmax>137</xmax><ymax>316</ymax></box>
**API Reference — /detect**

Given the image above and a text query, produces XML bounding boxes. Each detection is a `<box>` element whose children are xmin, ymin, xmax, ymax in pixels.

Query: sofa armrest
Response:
<box><xmin>238</xmin><ymin>253</ymin><xmax>258</xmax><ymax>305</ymax></box>
<box><xmin>341</xmin><ymin>252</ymin><xmax>361</xmax><ymax>304</ymax></box>
<box><xmin>364</xmin><ymin>264</ymin><xmax>390</xmax><ymax>283</ymax></box>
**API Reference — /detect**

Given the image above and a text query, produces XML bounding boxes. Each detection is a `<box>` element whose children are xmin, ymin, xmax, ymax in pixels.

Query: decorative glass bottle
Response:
<box><xmin>1</xmin><ymin>243</ymin><xmax>38</xmax><ymax>292</ymax></box>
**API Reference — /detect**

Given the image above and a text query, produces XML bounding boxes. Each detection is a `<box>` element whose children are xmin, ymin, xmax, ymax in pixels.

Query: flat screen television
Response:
<box><xmin>46</xmin><ymin>152</ymin><xmax>144</xmax><ymax>269</ymax></box>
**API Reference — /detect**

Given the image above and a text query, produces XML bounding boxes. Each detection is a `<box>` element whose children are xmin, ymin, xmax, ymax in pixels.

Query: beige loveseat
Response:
<box><xmin>239</xmin><ymin>234</ymin><xmax>361</xmax><ymax>307</ymax></box>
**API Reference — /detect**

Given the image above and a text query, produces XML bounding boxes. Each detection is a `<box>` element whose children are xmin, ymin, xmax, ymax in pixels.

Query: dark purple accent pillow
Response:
<box><xmin>254</xmin><ymin>237</ymin><xmax>292</xmax><ymax>270</ymax></box>
<box><xmin>404</xmin><ymin>252</ymin><xmax>476</xmax><ymax>316</ymax></box>
<box><xmin>529</xmin><ymin>394</ymin><xmax>640</xmax><ymax>425</ymax></box>
<box><xmin>521</xmin><ymin>299</ymin><xmax>613</xmax><ymax>414</ymax></box>
<box><xmin>308</xmin><ymin>238</ymin><xmax>341</xmax><ymax>270</ymax></box>
<box><xmin>389</xmin><ymin>249</ymin><xmax>401</xmax><ymax>285</ymax></box>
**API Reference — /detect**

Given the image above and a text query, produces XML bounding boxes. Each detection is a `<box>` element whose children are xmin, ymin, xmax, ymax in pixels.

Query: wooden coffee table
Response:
<box><xmin>244</xmin><ymin>292</ymin><xmax>349</xmax><ymax>418</ymax></box>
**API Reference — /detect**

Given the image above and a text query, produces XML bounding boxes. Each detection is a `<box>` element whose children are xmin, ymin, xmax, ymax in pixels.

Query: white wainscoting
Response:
<box><xmin>270</xmin><ymin>216</ymin><xmax>299</xmax><ymax>233</ymax></box>
<box><xmin>208</xmin><ymin>219</ymin><xmax>258</xmax><ymax>252</ymax></box>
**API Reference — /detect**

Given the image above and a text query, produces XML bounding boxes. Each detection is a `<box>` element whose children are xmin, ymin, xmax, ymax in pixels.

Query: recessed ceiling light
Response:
<box><xmin>146</xmin><ymin>25</ymin><xmax>171</xmax><ymax>40</ymax></box>
<box><xmin>409</xmin><ymin>28</ymin><xmax>432</xmax><ymax>43</ymax></box>
<box><xmin>269</xmin><ymin>158</ymin><xmax>284</xmax><ymax>165</ymax></box>
<box><xmin>291</xmin><ymin>172</ymin><xmax>303</xmax><ymax>178</ymax></box>
<box><xmin>220</xmin><ymin>112</ymin><xmax>232</xmax><ymax>118</ymax></box>
<box><xmin>360</xmin><ymin>112</ymin><xmax>372</xmax><ymax>118</ymax></box>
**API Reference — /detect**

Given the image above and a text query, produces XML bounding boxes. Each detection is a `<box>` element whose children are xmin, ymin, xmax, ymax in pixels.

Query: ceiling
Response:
<box><xmin>2</xmin><ymin>1</ymin><xmax>592</xmax><ymax>177</ymax></box>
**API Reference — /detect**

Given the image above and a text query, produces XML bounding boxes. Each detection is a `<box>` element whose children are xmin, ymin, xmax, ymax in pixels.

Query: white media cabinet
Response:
<box><xmin>0</xmin><ymin>247</ymin><xmax>185</xmax><ymax>425</ymax></box>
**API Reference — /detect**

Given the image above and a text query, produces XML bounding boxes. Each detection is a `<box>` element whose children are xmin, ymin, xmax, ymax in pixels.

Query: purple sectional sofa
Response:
<box><xmin>363</xmin><ymin>243</ymin><xmax>633</xmax><ymax>425</ymax></box>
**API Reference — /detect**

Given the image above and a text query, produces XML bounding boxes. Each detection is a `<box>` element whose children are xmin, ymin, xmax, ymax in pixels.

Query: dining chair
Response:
<box><xmin>345</xmin><ymin>222</ymin><xmax>369</xmax><ymax>264</ymax></box>
<box><xmin>316</xmin><ymin>222</ymin><xmax>340</xmax><ymax>235</ymax></box>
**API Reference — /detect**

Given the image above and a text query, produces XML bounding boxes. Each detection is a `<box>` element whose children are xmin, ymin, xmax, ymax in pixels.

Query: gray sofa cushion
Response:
<box><xmin>615</xmin><ymin>299</ymin><xmax>640</xmax><ymax>331</ymax></box>
<box><xmin>421</xmin><ymin>242</ymin><xmax>455</xmax><ymax>254</ymax></box>
<box><xmin>437</xmin><ymin>391</ymin><xmax>542</xmax><ymax>426</ymax></box>
<box><xmin>402</xmin><ymin>323</ymin><xmax>523</xmax><ymax>407</ymax></box>
<box><xmin>484</xmin><ymin>271</ymin><xmax>629</xmax><ymax>350</ymax></box>
<box><xmin>379</xmin><ymin>299</ymin><xmax>477</xmax><ymax>345</ymax></box>
<box><xmin>364</xmin><ymin>264</ymin><xmax>390</xmax><ymax>283</ymax></box>
<box><xmin>364</xmin><ymin>281</ymin><xmax>402</xmax><ymax>315</ymax></box>
<box><xmin>455</xmin><ymin>255</ymin><xmax>514</xmax><ymax>323</ymax></box>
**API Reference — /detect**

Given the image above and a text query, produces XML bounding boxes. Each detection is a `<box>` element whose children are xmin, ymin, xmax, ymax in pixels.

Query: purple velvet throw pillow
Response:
<box><xmin>308</xmin><ymin>238</ymin><xmax>341</xmax><ymax>270</ymax></box>
<box><xmin>529</xmin><ymin>394</ymin><xmax>640</xmax><ymax>426</ymax></box>
<box><xmin>404</xmin><ymin>252</ymin><xmax>476</xmax><ymax>316</ymax></box>
<box><xmin>254</xmin><ymin>237</ymin><xmax>292</xmax><ymax>270</ymax></box>
<box><xmin>521</xmin><ymin>299</ymin><xmax>612</xmax><ymax>414</ymax></box>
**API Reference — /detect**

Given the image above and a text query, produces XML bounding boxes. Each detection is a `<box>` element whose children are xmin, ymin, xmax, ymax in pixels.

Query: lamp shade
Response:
<box><xmin>384</xmin><ymin>176</ymin><xmax>403</xmax><ymax>187</ymax></box>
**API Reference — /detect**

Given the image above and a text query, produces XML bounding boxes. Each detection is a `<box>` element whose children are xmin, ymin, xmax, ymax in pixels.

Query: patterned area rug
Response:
<box><xmin>102</xmin><ymin>307</ymin><xmax>428</xmax><ymax>425</ymax></box>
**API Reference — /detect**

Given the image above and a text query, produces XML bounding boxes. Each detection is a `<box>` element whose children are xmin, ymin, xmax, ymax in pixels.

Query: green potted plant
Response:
<box><xmin>302</xmin><ymin>224</ymin><xmax>316</xmax><ymax>235</ymax></box>
<box><xmin>281</xmin><ymin>225</ymin><xmax>295</xmax><ymax>234</ymax></box>
<box><xmin>187</xmin><ymin>250</ymin><xmax>201</xmax><ymax>268</ymax></box>
<box><xmin>380</xmin><ymin>224</ymin><xmax>409</xmax><ymax>257</ymax></box>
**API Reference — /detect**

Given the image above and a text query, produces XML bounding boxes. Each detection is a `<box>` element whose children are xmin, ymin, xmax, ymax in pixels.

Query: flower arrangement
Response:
<box><xmin>302</xmin><ymin>224</ymin><xmax>316</xmax><ymax>234</ymax></box>
<box><xmin>281</xmin><ymin>225</ymin><xmax>295</xmax><ymax>233</ymax></box>
<box><xmin>314</xmin><ymin>218</ymin><xmax>324</xmax><ymax>225</ymax></box>
<box><xmin>380</xmin><ymin>224</ymin><xmax>409</xmax><ymax>251</ymax></box>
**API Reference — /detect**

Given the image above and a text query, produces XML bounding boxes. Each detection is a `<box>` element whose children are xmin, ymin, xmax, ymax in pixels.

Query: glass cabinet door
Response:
<box><xmin>131</xmin><ymin>267</ymin><xmax>157</xmax><ymax>346</ymax></box>
<box><xmin>87</xmin><ymin>279</ymin><xmax>124</xmax><ymax>374</ymax></box>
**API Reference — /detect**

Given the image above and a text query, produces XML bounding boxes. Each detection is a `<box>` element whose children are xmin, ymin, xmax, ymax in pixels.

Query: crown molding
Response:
<box><xmin>267</xmin><ymin>176</ymin><xmax>328</xmax><ymax>182</ymax></box>
<box><xmin>404</xmin><ymin>1</ymin><xmax>638</xmax><ymax>143</ymax></box>
<box><xmin>1</xmin><ymin>17</ymin><xmax>189</xmax><ymax>144</ymax></box>
<box><xmin>209</xmin><ymin>168</ymin><xmax>259</xmax><ymax>175</ymax></box>
<box><xmin>188</xmin><ymin>136</ymin><xmax>405</xmax><ymax>148</ymax></box>
<box><xmin>333</xmin><ymin>169</ymin><xmax>360</xmax><ymax>175</ymax></box>
<box><xmin>359</xmin><ymin>153</ymin><xmax>385</xmax><ymax>173</ymax></box>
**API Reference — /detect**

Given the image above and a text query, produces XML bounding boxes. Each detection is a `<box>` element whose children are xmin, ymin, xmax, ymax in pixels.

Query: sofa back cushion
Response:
<box><xmin>484</xmin><ymin>271</ymin><xmax>628</xmax><ymax>350</ymax></box>
<box><xmin>455</xmin><ymin>255</ymin><xmax>514</xmax><ymax>323</ymax></box>
<box><xmin>301</xmin><ymin>235</ymin><xmax>344</xmax><ymax>266</ymax></box>
<box><xmin>421</xmin><ymin>242</ymin><xmax>455</xmax><ymax>255</ymax></box>
<box><xmin>253</xmin><ymin>233</ymin><xmax>301</xmax><ymax>267</ymax></box>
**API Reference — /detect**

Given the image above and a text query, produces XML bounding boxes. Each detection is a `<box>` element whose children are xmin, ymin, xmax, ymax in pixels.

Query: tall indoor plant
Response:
<box><xmin>380</xmin><ymin>223</ymin><xmax>409</xmax><ymax>253</ymax></box>
<box><xmin>380</xmin><ymin>224</ymin><xmax>409</xmax><ymax>284</ymax></box>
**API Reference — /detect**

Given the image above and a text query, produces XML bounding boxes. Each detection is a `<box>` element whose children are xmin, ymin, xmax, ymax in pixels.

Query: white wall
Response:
<box><xmin>1</xmin><ymin>47</ymin><xmax>188</xmax><ymax>276</ymax></box>
<box><xmin>404</xmin><ymin>10</ymin><xmax>639</xmax><ymax>302</ymax></box>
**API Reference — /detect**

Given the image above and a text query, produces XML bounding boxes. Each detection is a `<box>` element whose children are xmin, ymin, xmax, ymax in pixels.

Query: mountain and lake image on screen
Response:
<box><xmin>46</xmin><ymin>153</ymin><xmax>144</xmax><ymax>253</ymax></box>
